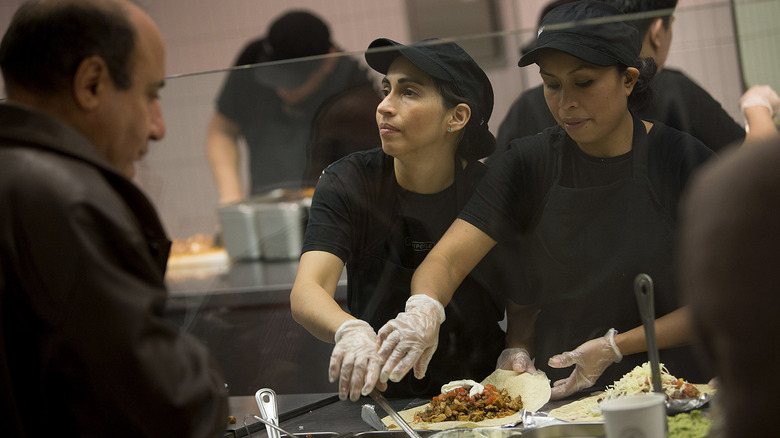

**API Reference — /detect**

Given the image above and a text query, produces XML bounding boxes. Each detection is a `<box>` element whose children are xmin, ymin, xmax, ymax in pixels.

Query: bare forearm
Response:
<box><xmin>744</xmin><ymin>106</ymin><xmax>779</xmax><ymax>144</ymax></box>
<box><xmin>505</xmin><ymin>300</ymin><xmax>540</xmax><ymax>355</ymax></box>
<box><xmin>206</xmin><ymin>114</ymin><xmax>243</xmax><ymax>205</ymax></box>
<box><xmin>411</xmin><ymin>219</ymin><xmax>496</xmax><ymax>305</ymax></box>
<box><xmin>614</xmin><ymin>306</ymin><xmax>694</xmax><ymax>356</ymax></box>
<box><xmin>290</xmin><ymin>251</ymin><xmax>352</xmax><ymax>343</ymax></box>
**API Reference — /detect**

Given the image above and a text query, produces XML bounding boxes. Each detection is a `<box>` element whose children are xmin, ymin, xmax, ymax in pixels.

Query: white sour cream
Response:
<box><xmin>440</xmin><ymin>379</ymin><xmax>485</xmax><ymax>397</ymax></box>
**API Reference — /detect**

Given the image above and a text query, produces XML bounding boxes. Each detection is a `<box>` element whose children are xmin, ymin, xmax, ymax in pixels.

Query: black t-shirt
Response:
<box><xmin>462</xmin><ymin>121</ymin><xmax>715</xmax><ymax>302</ymax></box>
<box><xmin>304</xmin><ymin>149</ymin><xmax>507</xmax><ymax>395</ymax></box>
<box><xmin>490</xmin><ymin>68</ymin><xmax>744</xmax><ymax>161</ymax></box>
<box><xmin>216</xmin><ymin>38</ymin><xmax>373</xmax><ymax>193</ymax></box>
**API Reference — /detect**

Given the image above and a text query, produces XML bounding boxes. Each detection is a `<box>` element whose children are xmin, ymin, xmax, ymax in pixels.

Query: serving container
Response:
<box><xmin>218</xmin><ymin>190</ymin><xmax>310</xmax><ymax>261</ymax></box>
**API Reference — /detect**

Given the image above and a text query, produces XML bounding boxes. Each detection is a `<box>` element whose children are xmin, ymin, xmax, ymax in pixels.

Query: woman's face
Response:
<box><xmin>538</xmin><ymin>50</ymin><xmax>637</xmax><ymax>152</ymax></box>
<box><xmin>376</xmin><ymin>57</ymin><xmax>452</xmax><ymax>159</ymax></box>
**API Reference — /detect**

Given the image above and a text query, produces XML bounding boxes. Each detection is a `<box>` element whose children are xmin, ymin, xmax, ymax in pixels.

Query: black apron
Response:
<box><xmin>349</xmin><ymin>158</ymin><xmax>504</xmax><ymax>397</ymax></box>
<box><xmin>522</xmin><ymin>114</ymin><xmax>706</xmax><ymax>391</ymax></box>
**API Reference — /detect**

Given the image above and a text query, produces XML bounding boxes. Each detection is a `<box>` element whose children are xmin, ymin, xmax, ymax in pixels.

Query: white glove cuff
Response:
<box><xmin>605</xmin><ymin>328</ymin><xmax>623</xmax><ymax>363</ymax></box>
<box><xmin>334</xmin><ymin>319</ymin><xmax>372</xmax><ymax>343</ymax></box>
<box><xmin>741</xmin><ymin>96</ymin><xmax>775</xmax><ymax>117</ymax></box>
<box><xmin>406</xmin><ymin>294</ymin><xmax>446</xmax><ymax>324</ymax></box>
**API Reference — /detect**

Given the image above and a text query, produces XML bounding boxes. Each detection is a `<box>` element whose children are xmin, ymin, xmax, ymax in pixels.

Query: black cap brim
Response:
<box><xmin>518</xmin><ymin>39</ymin><xmax>628</xmax><ymax>67</ymax></box>
<box><xmin>365</xmin><ymin>38</ymin><xmax>450</xmax><ymax>82</ymax></box>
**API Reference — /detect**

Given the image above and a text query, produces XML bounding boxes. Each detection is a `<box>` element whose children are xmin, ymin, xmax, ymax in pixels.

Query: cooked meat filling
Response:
<box><xmin>415</xmin><ymin>384</ymin><xmax>523</xmax><ymax>423</ymax></box>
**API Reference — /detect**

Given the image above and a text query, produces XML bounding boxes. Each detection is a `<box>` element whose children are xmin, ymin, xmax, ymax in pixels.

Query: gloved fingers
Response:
<box><xmin>361</xmin><ymin>354</ymin><xmax>383</xmax><ymax>397</ymax></box>
<box><xmin>548</xmin><ymin>351</ymin><xmax>577</xmax><ymax>368</ymax></box>
<box><xmin>550</xmin><ymin>376</ymin><xmax>576</xmax><ymax>400</ymax></box>
<box><xmin>328</xmin><ymin>344</ymin><xmax>347</xmax><ymax>383</ymax></box>
<box><xmin>376</xmin><ymin>325</ymin><xmax>401</xmax><ymax>361</ymax></box>
<box><xmin>412</xmin><ymin>345</ymin><xmax>436</xmax><ymax>380</ymax></box>
<box><xmin>337</xmin><ymin>351</ymin><xmax>357</xmax><ymax>401</ymax></box>
<box><xmin>514</xmin><ymin>357</ymin><xmax>538</xmax><ymax>374</ymax></box>
<box><xmin>382</xmin><ymin>343</ymin><xmax>421</xmax><ymax>383</ymax></box>
<box><xmin>347</xmin><ymin>355</ymin><xmax>368</xmax><ymax>402</ymax></box>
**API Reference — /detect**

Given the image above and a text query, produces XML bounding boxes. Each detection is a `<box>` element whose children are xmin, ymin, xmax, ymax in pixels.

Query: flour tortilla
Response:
<box><xmin>548</xmin><ymin>383</ymin><xmax>717</xmax><ymax>423</ymax></box>
<box><xmin>382</xmin><ymin>371</ymin><xmax>551</xmax><ymax>430</ymax></box>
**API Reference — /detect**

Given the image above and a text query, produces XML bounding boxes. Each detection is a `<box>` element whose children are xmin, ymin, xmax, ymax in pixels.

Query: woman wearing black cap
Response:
<box><xmin>374</xmin><ymin>0</ymin><xmax>716</xmax><ymax>400</ymax></box>
<box><xmin>291</xmin><ymin>38</ymin><xmax>508</xmax><ymax>401</ymax></box>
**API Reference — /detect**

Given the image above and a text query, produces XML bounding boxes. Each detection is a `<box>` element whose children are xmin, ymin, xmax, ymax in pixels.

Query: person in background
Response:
<box><xmin>372</xmin><ymin>0</ymin><xmax>716</xmax><ymax>401</ymax></box>
<box><xmin>491</xmin><ymin>0</ymin><xmax>755</xmax><ymax>158</ymax></box>
<box><xmin>206</xmin><ymin>10</ymin><xmax>375</xmax><ymax>204</ymax></box>
<box><xmin>290</xmin><ymin>38</ymin><xmax>508</xmax><ymax>401</ymax></box>
<box><xmin>0</xmin><ymin>0</ymin><xmax>228</xmax><ymax>435</ymax></box>
<box><xmin>679</xmin><ymin>129</ymin><xmax>780</xmax><ymax>438</ymax></box>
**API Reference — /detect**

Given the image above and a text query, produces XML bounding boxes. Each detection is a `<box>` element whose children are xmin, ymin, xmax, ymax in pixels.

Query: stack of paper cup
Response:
<box><xmin>600</xmin><ymin>393</ymin><xmax>666</xmax><ymax>438</ymax></box>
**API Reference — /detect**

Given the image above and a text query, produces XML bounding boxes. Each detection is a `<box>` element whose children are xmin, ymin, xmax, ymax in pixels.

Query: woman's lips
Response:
<box><xmin>379</xmin><ymin>123</ymin><xmax>399</xmax><ymax>136</ymax></box>
<box><xmin>563</xmin><ymin>118</ymin><xmax>588</xmax><ymax>130</ymax></box>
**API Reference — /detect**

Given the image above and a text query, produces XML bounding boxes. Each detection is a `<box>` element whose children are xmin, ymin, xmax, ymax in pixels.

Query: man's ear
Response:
<box><xmin>448</xmin><ymin>103</ymin><xmax>471</xmax><ymax>133</ymax></box>
<box><xmin>72</xmin><ymin>56</ymin><xmax>110</xmax><ymax>111</ymax></box>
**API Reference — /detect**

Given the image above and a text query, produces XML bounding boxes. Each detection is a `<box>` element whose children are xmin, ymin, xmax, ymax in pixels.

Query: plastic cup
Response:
<box><xmin>600</xmin><ymin>393</ymin><xmax>666</xmax><ymax>438</ymax></box>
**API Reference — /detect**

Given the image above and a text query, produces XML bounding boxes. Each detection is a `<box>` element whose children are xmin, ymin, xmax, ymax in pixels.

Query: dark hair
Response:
<box><xmin>434</xmin><ymin>78</ymin><xmax>493</xmax><ymax>162</ymax></box>
<box><xmin>0</xmin><ymin>0</ymin><xmax>136</xmax><ymax>95</ymax></box>
<box><xmin>620</xmin><ymin>56</ymin><xmax>658</xmax><ymax>115</ymax></box>
<box><xmin>600</xmin><ymin>0</ymin><xmax>678</xmax><ymax>37</ymax></box>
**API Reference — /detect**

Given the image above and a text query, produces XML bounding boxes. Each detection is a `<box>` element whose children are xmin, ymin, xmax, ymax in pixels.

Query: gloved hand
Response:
<box><xmin>496</xmin><ymin>348</ymin><xmax>537</xmax><ymax>374</ymax></box>
<box><xmin>740</xmin><ymin>85</ymin><xmax>780</xmax><ymax>119</ymax></box>
<box><xmin>329</xmin><ymin>319</ymin><xmax>384</xmax><ymax>401</ymax></box>
<box><xmin>547</xmin><ymin>328</ymin><xmax>622</xmax><ymax>400</ymax></box>
<box><xmin>376</xmin><ymin>294</ymin><xmax>446</xmax><ymax>383</ymax></box>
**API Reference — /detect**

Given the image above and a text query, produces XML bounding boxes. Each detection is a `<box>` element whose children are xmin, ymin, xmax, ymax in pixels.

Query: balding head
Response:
<box><xmin>0</xmin><ymin>0</ymin><xmax>138</xmax><ymax>97</ymax></box>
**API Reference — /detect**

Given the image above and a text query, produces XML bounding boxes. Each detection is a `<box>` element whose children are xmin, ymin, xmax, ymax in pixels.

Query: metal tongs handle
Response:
<box><xmin>634</xmin><ymin>273</ymin><xmax>663</xmax><ymax>394</ymax></box>
<box><xmin>256</xmin><ymin>388</ymin><xmax>281</xmax><ymax>438</ymax></box>
<box><xmin>368</xmin><ymin>389</ymin><xmax>422</xmax><ymax>438</ymax></box>
<box><xmin>244</xmin><ymin>414</ymin><xmax>299</xmax><ymax>438</ymax></box>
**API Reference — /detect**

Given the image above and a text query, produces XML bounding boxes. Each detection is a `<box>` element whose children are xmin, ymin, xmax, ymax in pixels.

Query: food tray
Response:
<box><xmin>345</xmin><ymin>424</ymin><xmax>604</xmax><ymax>438</ymax></box>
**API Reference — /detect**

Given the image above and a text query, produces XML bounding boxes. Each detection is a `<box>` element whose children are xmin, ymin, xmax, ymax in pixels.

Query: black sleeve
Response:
<box><xmin>461</xmin><ymin>132</ymin><xmax>557</xmax><ymax>241</ymax></box>
<box><xmin>647</xmin><ymin>123</ymin><xmax>718</xmax><ymax>221</ymax></box>
<box><xmin>302</xmin><ymin>158</ymin><xmax>363</xmax><ymax>262</ymax></box>
<box><xmin>649</xmin><ymin>69</ymin><xmax>745</xmax><ymax>153</ymax></box>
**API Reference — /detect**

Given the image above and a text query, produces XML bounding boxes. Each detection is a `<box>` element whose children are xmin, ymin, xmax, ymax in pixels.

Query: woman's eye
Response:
<box><xmin>402</xmin><ymin>88</ymin><xmax>417</xmax><ymax>97</ymax></box>
<box><xmin>575</xmin><ymin>80</ymin><xmax>594</xmax><ymax>88</ymax></box>
<box><xmin>381</xmin><ymin>88</ymin><xmax>390</xmax><ymax>96</ymax></box>
<box><xmin>544</xmin><ymin>82</ymin><xmax>560</xmax><ymax>91</ymax></box>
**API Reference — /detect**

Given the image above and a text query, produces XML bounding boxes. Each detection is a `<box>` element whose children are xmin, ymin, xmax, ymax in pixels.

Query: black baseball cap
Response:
<box><xmin>365</xmin><ymin>38</ymin><xmax>496</xmax><ymax>160</ymax></box>
<box><xmin>518</xmin><ymin>0</ymin><xmax>640</xmax><ymax>67</ymax></box>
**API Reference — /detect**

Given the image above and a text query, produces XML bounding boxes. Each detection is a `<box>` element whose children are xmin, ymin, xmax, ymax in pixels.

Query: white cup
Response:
<box><xmin>600</xmin><ymin>393</ymin><xmax>666</xmax><ymax>438</ymax></box>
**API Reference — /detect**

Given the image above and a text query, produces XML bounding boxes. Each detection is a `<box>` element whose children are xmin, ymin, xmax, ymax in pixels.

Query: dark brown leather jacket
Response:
<box><xmin>0</xmin><ymin>104</ymin><xmax>228</xmax><ymax>436</ymax></box>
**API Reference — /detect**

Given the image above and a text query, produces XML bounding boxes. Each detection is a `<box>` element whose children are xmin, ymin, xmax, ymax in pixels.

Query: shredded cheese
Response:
<box><xmin>603</xmin><ymin>362</ymin><xmax>685</xmax><ymax>400</ymax></box>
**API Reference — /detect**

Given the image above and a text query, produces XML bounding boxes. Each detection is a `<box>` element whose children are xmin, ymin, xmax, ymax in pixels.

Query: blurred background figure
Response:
<box><xmin>679</xmin><ymin>131</ymin><xmax>780</xmax><ymax>438</ymax></box>
<box><xmin>491</xmin><ymin>0</ymin><xmax>747</xmax><ymax>158</ymax></box>
<box><xmin>206</xmin><ymin>10</ymin><xmax>377</xmax><ymax>204</ymax></box>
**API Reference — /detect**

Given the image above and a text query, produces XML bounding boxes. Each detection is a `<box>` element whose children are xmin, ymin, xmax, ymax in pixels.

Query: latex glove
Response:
<box><xmin>329</xmin><ymin>319</ymin><xmax>384</xmax><ymax>401</ymax></box>
<box><xmin>377</xmin><ymin>295</ymin><xmax>446</xmax><ymax>383</ymax></box>
<box><xmin>740</xmin><ymin>85</ymin><xmax>780</xmax><ymax>119</ymax></box>
<box><xmin>496</xmin><ymin>348</ymin><xmax>537</xmax><ymax>374</ymax></box>
<box><xmin>547</xmin><ymin>328</ymin><xmax>622</xmax><ymax>400</ymax></box>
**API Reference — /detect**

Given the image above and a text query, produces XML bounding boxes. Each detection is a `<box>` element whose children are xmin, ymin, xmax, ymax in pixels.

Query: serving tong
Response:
<box><xmin>243</xmin><ymin>387</ymin><xmax>301</xmax><ymax>438</ymax></box>
<box><xmin>634</xmin><ymin>274</ymin><xmax>713</xmax><ymax>415</ymax></box>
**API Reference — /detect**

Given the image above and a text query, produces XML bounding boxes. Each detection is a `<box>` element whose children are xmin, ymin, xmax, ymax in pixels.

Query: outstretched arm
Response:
<box><xmin>376</xmin><ymin>219</ymin><xmax>497</xmax><ymax>383</ymax></box>
<box><xmin>206</xmin><ymin>113</ymin><xmax>244</xmax><ymax>205</ymax></box>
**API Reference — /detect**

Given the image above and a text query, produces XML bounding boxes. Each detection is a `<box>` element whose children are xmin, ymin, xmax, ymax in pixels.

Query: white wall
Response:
<box><xmin>0</xmin><ymin>0</ymin><xmax>764</xmax><ymax>239</ymax></box>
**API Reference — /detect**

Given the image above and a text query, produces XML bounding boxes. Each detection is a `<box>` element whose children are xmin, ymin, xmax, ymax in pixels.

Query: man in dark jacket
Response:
<box><xmin>0</xmin><ymin>0</ymin><xmax>228</xmax><ymax>436</ymax></box>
